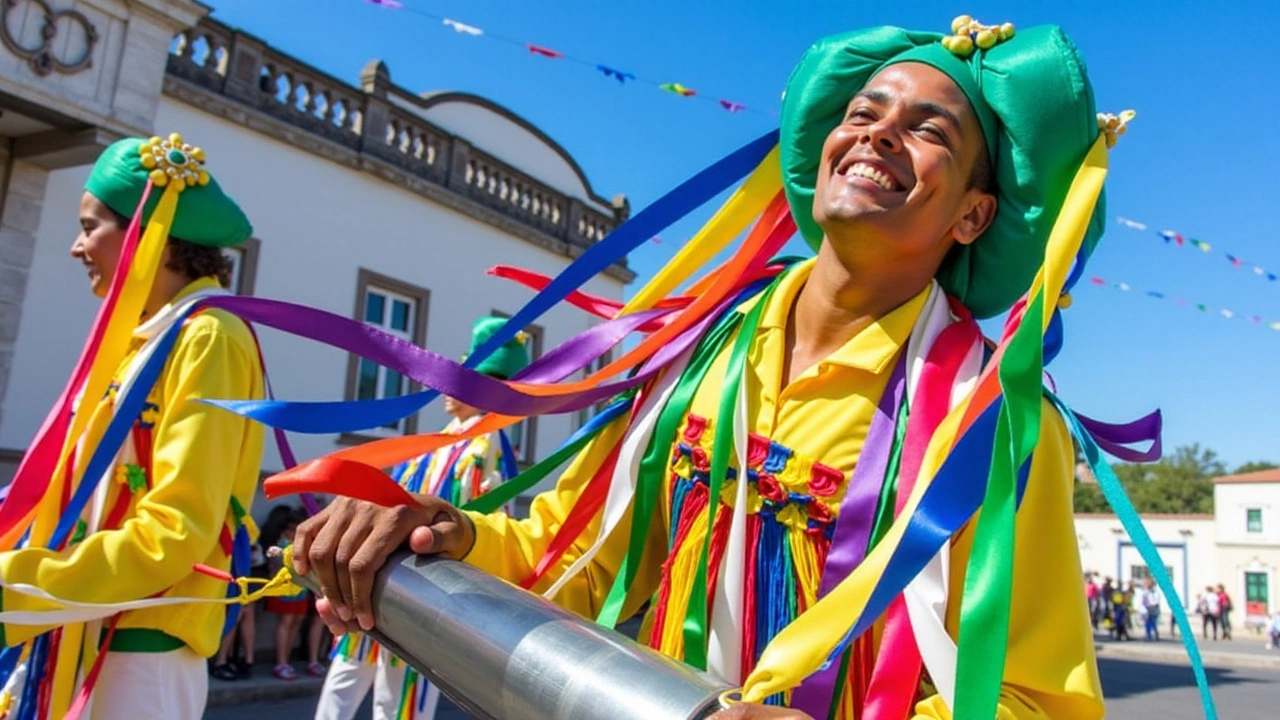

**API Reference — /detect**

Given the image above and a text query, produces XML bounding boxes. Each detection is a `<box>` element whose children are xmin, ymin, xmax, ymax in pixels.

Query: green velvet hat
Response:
<box><xmin>467</xmin><ymin>316</ymin><xmax>531</xmax><ymax>380</ymax></box>
<box><xmin>780</xmin><ymin>16</ymin><xmax>1106</xmax><ymax>318</ymax></box>
<box><xmin>84</xmin><ymin>133</ymin><xmax>252</xmax><ymax>247</ymax></box>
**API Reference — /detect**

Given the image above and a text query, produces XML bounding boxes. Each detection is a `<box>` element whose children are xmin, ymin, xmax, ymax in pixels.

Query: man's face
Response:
<box><xmin>444</xmin><ymin>395</ymin><xmax>478</xmax><ymax>420</ymax></box>
<box><xmin>70</xmin><ymin>192</ymin><xmax>126</xmax><ymax>298</ymax></box>
<box><xmin>813</xmin><ymin>62</ymin><xmax>994</xmax><ymax>260</ymax></box>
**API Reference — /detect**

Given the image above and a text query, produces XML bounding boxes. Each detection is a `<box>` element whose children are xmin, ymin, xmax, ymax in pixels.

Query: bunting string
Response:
<box><xmin>1114</xmin><ymin>217</ymin><xmax>1279</xmax><ymax>283</ymax></box>
<box><xmin>1085</xmin><ymin>274</ymin><xmax>1280</xmax><ymax>332</ymax></box>
<box><xmin>358</xmin><ymin>0</ymin><xmax>774</xmax><ymax>118</ymax></box>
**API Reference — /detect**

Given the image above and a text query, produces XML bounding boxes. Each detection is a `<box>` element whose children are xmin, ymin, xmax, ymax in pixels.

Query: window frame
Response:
<box><xmin>1246</xmin><ymin>507</ymin><xmax>1264</xmax><ymax>534</ymax></box>
<box><xmin>223</xmin><ymin>237</ymin><xmax>261</xmax><ymax>295</ymax></box>
<box><xmin>490</xmin><ymin>310</ymin><xmax>543</xmax><ymax>466</ymax></box>
<box><xmin>339</xmin><ymin>269</ymin><xmax>430</xmax><ymax>444</ymax></box>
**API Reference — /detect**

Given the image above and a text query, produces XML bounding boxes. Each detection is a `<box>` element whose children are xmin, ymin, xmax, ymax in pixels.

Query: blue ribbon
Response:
<box><xmin>206</xmin><ymin>129</ymin><xmax>780</xmax><ymax>435</ymax></box>
<box><xmin>818</xmin><ymin>396</ymin><xmax>1037</xmax><ymax>672</ymax></box>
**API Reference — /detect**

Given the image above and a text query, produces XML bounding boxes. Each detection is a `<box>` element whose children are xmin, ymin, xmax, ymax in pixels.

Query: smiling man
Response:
<box><xmin>295</xmin><ymin>17</ymin><xmax>1113</xmax><ymax>720</ymax></box>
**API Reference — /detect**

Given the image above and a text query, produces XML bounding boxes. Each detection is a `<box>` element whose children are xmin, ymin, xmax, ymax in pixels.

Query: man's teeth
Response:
<box><xmin>848</xmin><ymin>163</ymin><xmax>896</xmax><ymax>191</ymax></box>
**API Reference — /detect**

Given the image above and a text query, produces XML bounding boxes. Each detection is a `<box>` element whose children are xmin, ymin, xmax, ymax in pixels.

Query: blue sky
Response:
<box><xmin>208</xmin><ymin>0</ymin><xmax>1280</xmax><ymax>468</ymax></box>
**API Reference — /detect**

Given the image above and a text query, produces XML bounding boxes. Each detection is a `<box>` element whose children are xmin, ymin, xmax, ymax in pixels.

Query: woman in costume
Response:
<box><xmin>313</xmin><ymin>317</ymin><xmax>528</xmax><ymax>720</ymax></box>
<box><xmin>0</xmin><ymin>135</ymin><xmax>264</xmax><ymax>720</ymax></box>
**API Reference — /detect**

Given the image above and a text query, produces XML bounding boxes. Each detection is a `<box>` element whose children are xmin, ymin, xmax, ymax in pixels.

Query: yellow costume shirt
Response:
<box><xmin>0</xmin><ymin>277</ymin><xmax>266</xmax><ymax>659</ymax></box>
<box><xmin>465</xmin><ymin>260</ymin><xmax>1101</xmax><ymax>718</ymax></box>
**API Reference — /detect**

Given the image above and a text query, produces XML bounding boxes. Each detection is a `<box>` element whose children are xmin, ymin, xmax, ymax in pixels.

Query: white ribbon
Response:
<box><xmin>542</xmin><ymin>347</ymin><xmax>695</xmax><ymax>600</ymax></box>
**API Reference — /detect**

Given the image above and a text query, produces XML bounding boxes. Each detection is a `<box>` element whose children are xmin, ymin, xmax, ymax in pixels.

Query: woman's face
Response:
<box><xmin>70</xmin><ymin>192</ymin><xmax>127</xmax><ymax>298</ymax></box>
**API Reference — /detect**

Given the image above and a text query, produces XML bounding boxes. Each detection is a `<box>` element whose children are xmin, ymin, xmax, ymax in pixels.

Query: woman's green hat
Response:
<box><xmin>84</xmin><ymin>132</ymin><xmax>252</xmax><ymax>247</ymax></box>
<box><xmin>780</xmin><ymin>16</ymin><xmax>1105</xmax><ymax>318</ymax></box>
<box><xmin>467</xmin><ymin>316</ymin><xmax>531</xmax><ymax>380</ymax></box>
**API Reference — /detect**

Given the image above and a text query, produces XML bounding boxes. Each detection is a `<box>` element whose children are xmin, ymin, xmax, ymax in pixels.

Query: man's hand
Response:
<box><xmin>709</xmin><ymin>704</ymin><xmax>814</xmax><ymax>720</ymax></box>
<box><xmin>292</xmin><ymin>494</ymin><xmax>475</xmax><ymax>635</ymax></box>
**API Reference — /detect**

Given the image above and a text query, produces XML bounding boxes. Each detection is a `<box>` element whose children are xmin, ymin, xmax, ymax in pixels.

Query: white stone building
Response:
<box><xmin>1212</xmin><ymin>469</ymin><xmax>1280</xmax><ymax>629</ymax></box>
<box><xmin>1074</xmin><ymin>468</ymin><xmax>1280</xmax><ymax>632</ymax></box>
<box><xmin>0</xmin><ymin>7</ymin><xmax>633</xmax><ymax>518</ymax></box>
<box><xmin>1075</xmin><ymin>513</ymin><xmax>1216</xmax><ymax>612</ymax></box>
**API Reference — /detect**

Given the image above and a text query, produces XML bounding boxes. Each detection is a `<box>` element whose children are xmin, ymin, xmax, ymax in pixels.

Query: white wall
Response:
<box><xmin>1</xmin><ymin>97</ymin><xmax>626</xmax><ymax>514</ymax></box>
<box><xmin>1075</xmin><ymin>514</ymin><xmax>1217</xmax><ymax>611</ymax></box>
<box><xmin>395</xmin><ymin>95</ymin><xmax>614</xmax><ymax>216</ymax></box>
<box><xmin>1216</xmin><ymin>482</ymin><xmax>1280</xmax><ymax>546</ymax></box>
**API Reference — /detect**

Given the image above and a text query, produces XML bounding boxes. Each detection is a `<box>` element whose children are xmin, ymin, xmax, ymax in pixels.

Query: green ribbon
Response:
<box><xmin>682</xmin><ymin>278</ymin><xmax>778</xmax><ymax>669</ymax></box>
<box><xmin>953</xmin><ymin>294</ymin><xmax>1046</xmax><ymax>717</ymax></box>
<box><xmin>595</xmin><ymin>302</ymin><xmax>750</xmax><ymax>629</ymax></box>
<box><xmin>462</xmin><ymin>399</ymin><xmax>633</xmax><ymax>515</ymax></box>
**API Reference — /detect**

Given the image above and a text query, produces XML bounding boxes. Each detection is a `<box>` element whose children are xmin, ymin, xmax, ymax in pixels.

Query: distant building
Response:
<box><xmin>1212</xmin><ymin>469</ymin><xmax>1280</xmax><ymax>628</ymax></box>
<box><xmin>1074</xmin><ymin>467</ymin><xmax>1280</xmax><ymax>631</ymax></box>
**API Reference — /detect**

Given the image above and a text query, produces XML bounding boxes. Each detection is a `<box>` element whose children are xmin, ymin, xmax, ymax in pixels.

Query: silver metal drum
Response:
<box><xmin>294</xmin><ymin>551</ymin><xmax>733</xmax><ymax>720</ymax></box>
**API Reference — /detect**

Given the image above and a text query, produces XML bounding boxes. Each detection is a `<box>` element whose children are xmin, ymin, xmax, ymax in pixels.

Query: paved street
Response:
<box><xmin>203</xmin><ymin>655</ymin><xmax>1278</xmax><ymax>719</ymax></box>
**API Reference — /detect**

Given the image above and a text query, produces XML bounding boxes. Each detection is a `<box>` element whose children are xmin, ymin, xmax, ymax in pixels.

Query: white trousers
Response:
<box><xmin>89</xmin><ymin>647</ymin><xmax>207</xmax><ymax>720</ymax></box>
<box><xmin>314</xmin><ymin>652</ymin><xmax>440</xmax><ymax>720</ymax></box>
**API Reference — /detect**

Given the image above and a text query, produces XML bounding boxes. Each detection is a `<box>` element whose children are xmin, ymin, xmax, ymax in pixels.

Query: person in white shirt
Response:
<box><xmin>1200</xmin><ymin>585</ymin><xmax>1221</xmax><ymax>640</ymax></box>
<box><xmin>1267</xmin><ymin>609</ymin><xmax>1280</xmax><ymax>650</ymax></box>
<box><xmin>1139</xmin><ymin>578</ymin><xmax>1162</xmax><ymax>641</ymax></box>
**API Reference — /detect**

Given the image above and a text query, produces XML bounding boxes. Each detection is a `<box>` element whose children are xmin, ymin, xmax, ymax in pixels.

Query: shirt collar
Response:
<box><xmin>743</xmin><ymin>257</ymin><xmax>933</xmax><ymax>374</ymax></box>
<box><xmin>132</xmin><ymin>276</ymin><xmax>227</xmax><ymax>339</ymax></box>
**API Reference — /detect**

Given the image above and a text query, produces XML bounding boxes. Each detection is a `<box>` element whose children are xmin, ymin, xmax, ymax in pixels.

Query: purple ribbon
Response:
<box><xmin>1076</xmin><ymin>409</ymin><xmax>1162</xmax><ymax>462</ymax></box>
<box><xmin>204</xmin><ymin>296</ymin><xmax>675</xmax><ymax>417</ymax></box>
<box><xmin>789</xmin><ymin>354</ymin><xmax>906</xmax><ymax>717</ymax></box>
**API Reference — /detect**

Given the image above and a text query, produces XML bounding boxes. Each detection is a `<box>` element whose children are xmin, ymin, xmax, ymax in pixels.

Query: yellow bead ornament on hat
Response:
<box><xmin>137</xmin><ymin>132</ymin><xmax>211</xmax><ymax>193</ymax></box>
<box><xmin>1098</xmin><ymin>110</ymin><xmax>1137</xmax><ymax>149</ymax></box>
<box><xmin>941</xmin><ymin>15</ymin><xmax>1016</xmax><ymax>57</ymax></box>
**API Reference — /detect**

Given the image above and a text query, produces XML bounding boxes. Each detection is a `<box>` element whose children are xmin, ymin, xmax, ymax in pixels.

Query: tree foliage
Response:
<box><xmin>1071</xmin><ymin>444</ymin><xmax>1275</xmax><ymax>515</ymax></box>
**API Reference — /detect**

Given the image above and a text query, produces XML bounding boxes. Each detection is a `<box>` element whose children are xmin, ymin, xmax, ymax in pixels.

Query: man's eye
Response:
<box><xmin>846</xmin><ymin>109</ymin><xmax>876</xmax><ymax>123</ymax></box>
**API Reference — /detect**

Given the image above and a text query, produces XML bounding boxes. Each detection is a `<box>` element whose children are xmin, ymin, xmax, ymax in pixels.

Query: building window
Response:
<box><xmin>342</xmin><ymin>270</ymin><xmax>430</xmax><ymax>438</ymax></box>
<box><xmin>223</xmin><ymin>237</ymin><xmax>261</xmax><ymax>295</ymax></box>
<box><xmin>1130</xmin><ymin>564</ymin><xmax>1173</xmax><ymax>583</ymax></box>
<box><xmin>576</xmin><ymin>348</ymin><xmax>615</xmax><ymax>429</ymax></box>
<box><xmin>491</xmin><ymin>311</ymin><xmax>543</xmax><ymax>465</ymax></box>
<box><xmin>1247</xmin><ymin>508</ymin><xmax>1263</xmax><ymax>534</ymax></box>
<box><xmin>1245</xmin><ymin>571</ymin><xmax>1269</xmax><ymax>617</ymax></box>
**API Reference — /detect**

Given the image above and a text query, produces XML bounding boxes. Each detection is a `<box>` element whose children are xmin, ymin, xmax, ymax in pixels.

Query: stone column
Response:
<box><xmin>0</xmin><ymin>149</ymin><xmax>50</xmax><ymax>432</ymax></box>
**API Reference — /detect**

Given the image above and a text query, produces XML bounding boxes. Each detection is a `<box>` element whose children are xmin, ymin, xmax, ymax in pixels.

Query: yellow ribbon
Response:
<box><xmin>618</xmin><ymin>146</ymin><xmax>782</xmax><ymax>317</ymax></box>
<box><xmin>738</xmin><ymin>134</ymin><xmax>1110</xmax><ymax>704</ymax></box>
<box><xmin>32</xmin><ymin>186</ymin><xmax>180</xmax><ymax>550</ymax></box>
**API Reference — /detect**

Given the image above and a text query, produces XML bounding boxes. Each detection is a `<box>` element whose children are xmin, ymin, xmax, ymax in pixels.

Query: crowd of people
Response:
<box><xmin>1084</xmin><ymin>572</ymin><xmax>1241</xmax><ymax>643</ymax></box>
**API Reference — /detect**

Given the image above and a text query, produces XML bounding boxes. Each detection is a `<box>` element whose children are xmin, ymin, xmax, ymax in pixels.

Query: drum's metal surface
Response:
<box><xmin>295</xmin><ymin>551</ymin><xmax>731</xmax><ymax>720</ymax></box>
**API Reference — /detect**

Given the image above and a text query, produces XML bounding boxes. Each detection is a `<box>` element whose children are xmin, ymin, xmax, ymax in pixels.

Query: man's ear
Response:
<box><xmin>952</xmin><ymin>190</ymin><xmax>998</xmax><ymax>246</ymax></box>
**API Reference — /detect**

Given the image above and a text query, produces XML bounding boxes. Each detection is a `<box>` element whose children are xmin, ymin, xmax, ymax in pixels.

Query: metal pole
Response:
<box><xmin>294</xmin><ymin>551</ymin><xmax>733</xmax><ymax>720</ymax></box>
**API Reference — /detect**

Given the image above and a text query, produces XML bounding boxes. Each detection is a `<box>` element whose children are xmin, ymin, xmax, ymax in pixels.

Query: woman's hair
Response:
<box><xmin>107</xmin><ymin>207</ymin><xmax>234</xmax><ymax>288</ymax></box>
<box><xmin>258</xmin><ymin>504</ymin><xmax>297</xmax><ymax>550</ymax></box>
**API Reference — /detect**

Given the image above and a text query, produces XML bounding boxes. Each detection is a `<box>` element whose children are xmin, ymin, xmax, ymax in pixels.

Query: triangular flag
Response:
<box><xmin>1189</xmin><ymin>239</ymin><xmax>1212</xmax><ymax>252</ymax></box>
<box><xmin>1146</xmin><ymin>291</ymin><xmax>1165</xmax><ymax>299</ymax></box>
<box><xmin>366</xmin><ymin>0</ymin><xmax>403</xmax><ymax>8</ymax></box>
<box><xmin>1116</xmin><ymin>282</ymin><xmax>1131</xmax><ymax>292</ymax></box>
<box><xmin>1269</xmin><ymin>273</ymin><xmax>1278</xmax><ymax>282</ymax></box>
<box><xmin>1226</xmin><ymin>254</ymin><xmax>1243</xmax><ymax>268</ymax></box>
<box><xmin>1255</xmin><ymin>266</ymin><xmax>1266</xmax><ymax>276</ymax></box>
<box><xmin>443</xmin><ymin>18</ymin><xmax>484</xmax><ymax>35</ymax></box>
<box><xmin>719</xmin><ymin>99</ymin><xmax>745</xmax><ymax>113</ymax></box>
<box><xmin>1221</xmin><ymin>309</ymin><xmax>1235</xmax><ymax>319</ymax></box>
<box><xmin>597</xmin><ymin>65</ymin><xmax>635</xmax><ymax>83</ymax></box>
<box><xmin>1252</xmin><ymin>316</ymin><xmax>1262</xmax><ymax>325</ymax></box>
<box><xmin>1271</xmin><ymin>321</ymin><xmax>1280</xmax><ymax>331</ymax></box>
<box><xmin>528</xmin><ymin>44</ymin><xmax>564</xmax><ymax>59</ymax></box>
<box><xmin>1090</xmin><ymin>276</ymin><xmax>1106</xmax><ymax>285</ymax></box>
<box><xmin>1159</xmin><ymin>230</ymin><xmax>1184</xmax><ymax>246</ymax></box>
<box><xmin>660</xmin><ymin>83</ymin><xmax>696</xmax><ymax>97</ymax></box>
<box><xmin>1116</xmin><ymin>217</ymin><xmax>1148</xmax><ymax>231</ymax></box>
